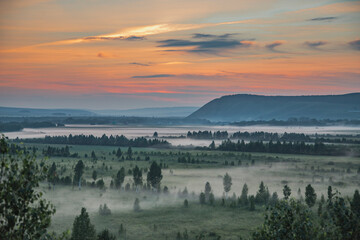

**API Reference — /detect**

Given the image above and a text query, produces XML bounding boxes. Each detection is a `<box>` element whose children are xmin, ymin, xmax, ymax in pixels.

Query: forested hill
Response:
<box><xmin>187</xmin><ymin>93</ymin><xmax>360</xmax><ymax>122</ymax></box>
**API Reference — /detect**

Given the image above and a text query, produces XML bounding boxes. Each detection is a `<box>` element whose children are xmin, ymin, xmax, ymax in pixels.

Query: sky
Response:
<box><xmin>0</xmin><ymin>0</ymin><xmax>359</xmax><ymax>110</ymax></box>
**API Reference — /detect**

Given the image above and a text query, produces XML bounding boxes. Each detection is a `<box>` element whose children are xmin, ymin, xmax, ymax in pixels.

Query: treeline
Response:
<box><xmin>187</xmin><ymin>130</ymin><xmax>311</xmax><ymax>142</ymax></box>
<box><xmin>187</xmin><ymin>130</ymin><xmax>228</xmax><ymax>139</ymax></box>
<box><xmin>42</xmin><ymin>145</ymin><xmax>79</xmax><ymax>158</ymax></box>
<box><xmin>231</xmin><ymin>118</ymin><xmax>360</xmax><ymax>126</ymax></box>
<box><xmin>0</xmin><ymin>121</ymin><xmax>56</xmax><ymax>132</ymax></box>
<box><xmin>210</xmin><ymin>139</ymin><xmax>351</xmax><ymax>156</ymax></box>
<box><xmin>14</xmin><ymin>134</ymin><xmax>170</xmax><ymax>147</ymax></box>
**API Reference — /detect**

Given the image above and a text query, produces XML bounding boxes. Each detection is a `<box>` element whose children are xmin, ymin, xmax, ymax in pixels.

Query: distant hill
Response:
<box><xmin>94</xmin><ymin>107</ymin><xmax>199</xmax><ymax>117</ymax></box>
<box><xmin>187</xmin><ymin>93</ymin><xmax>360</xmax><ymax>122</ymax></box>
<box><xmin>0</xmin><ymin>107</ymin><xmax>95</xmax><ymax>117</ymax></box>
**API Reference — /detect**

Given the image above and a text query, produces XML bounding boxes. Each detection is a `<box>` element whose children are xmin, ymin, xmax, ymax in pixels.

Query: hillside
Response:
<box><xmin>187</xmin><ymin>93</ymin><xmax>360</xmax><ymax>122</ymax></box>
<box><xmin>0</xmin><ymin>107</ymin><xmax>95</xmax><ymax>117</ymax></box>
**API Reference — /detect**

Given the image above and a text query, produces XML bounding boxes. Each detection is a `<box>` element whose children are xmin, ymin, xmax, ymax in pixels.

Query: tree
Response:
<box><xmin>305</xmin><ymin>184</ymin><xmax>317</xmax><ymax>208</ymax></box>
<box><xmin>133</xmin><ymin>198</ymin><xmax>141</xmax><ymax>212</ymax></box>
<box><xmin>147</xmin><ymin>161</ymin><xmax>163</xmax><ymax>190</ymax></box>
<box><xmin>132</xmin><ymin>165</ymin><xmax>143</xmax><ymax>191</ymax></box>
<box><xmin>71</xmin><ymin>207</ymin><xmax>96</xmax><ymax>240</ymax></box>
<box><xmin>0</xmin><ymin>136</ymin><xmax>56</xmax><ymax>239</ymax></box>
<box><xmin>223</xmin><ymin>173</ymin><xmax>232</xmax><ymax>198</ymax></box>
<box><xmin>91</xmin><ymin>151</ymin><xmax>97</xmax><ymax>161</ymax></box>
<box><xmin>92</xmin><ymin>170</ymin><xmax>97</xmax><ymax>182</ymax></box>
<box><xmin>249</xmin><ymin>195</ymin><xmax>255</xmax><ymax>211</ymax></box>
<box><xmin>240</xmin><ymin>183</ymin><xmax>249</xmax><ymax>206</ymax></box>
<box><xmin>204</xmin><ymin>182</ymin><xmax>212</xmax><ymax>201</ymax></box>
<box><xmin>48</xmin><ymin>162</ymin><xmax>57</xmax><ymax>190</ymax></box>
<box><xmin>114</xmin><ymin>167</ymin><xmax>125</xmax><ymax>189</ymax></box>
<box><xmin>283</xmin><ymin>185</ymin><xmax>291</xmax><ymax>200</ymax></box>
<box><xmin>255</xmin><ymin>181</ymin><xmax>269</xmax><ymax>204</ymax></box>
<box><xmin>209</xmin><ymin>193</ymin><xmax>215</xmax><ymax>206</ymax></box>
<box><xmin>209</xmin><ymin>141</ymin><xmax>215</xmax><ymax>150</ymax></box>
<box><xmin>269</xmin><ymin>192</ymin><xmax>279</xmax><ymax>206</ymax></box>
<box><xmin>199</xmin><ymin>192</ymin><xmax>206</xmax><ymax>205</ymax></box>
<box><xmin>184</xmin><ymin>199</ymin><xmax>189</xmax><ymax>208</ymax></box>
<box><xmin>153</xmin><ymin>132</ymin><xmax>158</xmax><ymax>138</ymax></box>
<box><xmin>116</xmin><ymin>148</ymin><xmax>122</xmax><ymax>158</ymax></box>
<box><xmin>351</xmin><ymin>189</ymin><xmax>360</xmax><ymax>217</ymax></box>
<box><xmin>127</xmin><ymin>147</ymin><xmax>132</xmax><ymax>159</ymax></box>
<box><xmin>253</xmin><ymin>199</ymin><xmax>316</xmax><ymax>240</ymax></box>
<box><xmin>74</xmin><ymin>160</ymin><xmax>85</xmax><ymax>190</ymax></box>
<box><xmin>97</xmin><ymin>229</ymin><xmax>116</xmax><ymax>240</ymax></box>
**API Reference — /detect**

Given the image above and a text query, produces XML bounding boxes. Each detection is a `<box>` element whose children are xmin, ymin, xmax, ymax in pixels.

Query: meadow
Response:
<box><xmin>13</xmin><ymin>139</ymin><xmax>360</xmax><ymax>240</ymax></box>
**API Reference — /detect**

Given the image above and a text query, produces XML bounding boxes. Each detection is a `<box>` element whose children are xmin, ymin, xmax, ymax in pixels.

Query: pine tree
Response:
<box><xmin>133</xmin><ymin>198</ymin><xmax>141</xmax><ymax>212</ymax></box>
<box><xmin>147</xmin><ymin>161</ymin><xmax>163</xmax><ymax>191</ymax></box>
<box><xmin>305</xmin><ymin>184</ymin><xmax>317</xmax><ymax>208</ymax></box>
<box><xmin>116</xmin><ymin>148</ymin><xmax>122</xmax><ymax>158</ymax></box>
<box><xmin>184</xmin><ymin>199</ymin><xmax>189</xmax><ymax>208</ymax></box>
<box><xmin>199</xmin><ymin>192</ymin><xmax>206</xmax><ymax>205</ymax></box>
<box><xmin>71</xmin><ymin>208</ymin><xmax>96</xmax><ymax>240</ymax></box>
<box><xmin>97</xmin><ymin>229</ymin><xmax>116</xmax><ymax>240</ymax></box>
<box><xmin>209</xmin><ymin>193</ymin><xmax>215</xmax><ymax>206</ymax></box>
<box><xmin>249</xmin><ymin>195</ymin><xmax>256</xmax><ymax>211</ymax></box>
<box><xmin>127</xmin><ymin>147</ymin><xmax>132</xmax><ymax>159</ymax></box>
<box><xmin>351</xmin><ymin>189</ymin><xmax>360</xmax><ymax>217</ymax></box>
<box><xmin>132</xmin><ymin>165</ymin><xmax>143</xmax><ymax>190</ymax></box>
<box><xmin>283</xmin><ymin>185</ymin><xmax>291</xmax><ymax>200</ymax></box>
<box><xmin>240</xmin><ymin>183</ymin><xmax>249</xmax><ymax>206</ymax></box>
<box><xmin>205</xmin><ymin>182</ymin><xmax>212</xmax><ymax>201</ymax></box>
<box><xmin>115</xmin><ymin>167</ymin><xmax>125</xmax><ymax>189</ymax></box>
<box><xmin>74</xmin><ymin>160</ymin><xmax>84</xmax><ymax>190</ymax></box>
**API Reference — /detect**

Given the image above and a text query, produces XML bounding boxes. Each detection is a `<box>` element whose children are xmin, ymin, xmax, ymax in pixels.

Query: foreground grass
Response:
<box><xmin>49</xmin><ymin>201</ymin><xmax>264</xmax><ymax>240</ymax></box>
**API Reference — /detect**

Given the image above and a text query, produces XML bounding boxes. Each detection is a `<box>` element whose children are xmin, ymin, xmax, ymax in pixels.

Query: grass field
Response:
<box><xmin>15</xmin><ymin>142</ymin><xmax>360</xmax><ymax>239</ymax></box>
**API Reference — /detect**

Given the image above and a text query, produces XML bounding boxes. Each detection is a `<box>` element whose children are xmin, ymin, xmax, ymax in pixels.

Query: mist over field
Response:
<box><xmin>1</xmin><ymin>0</ymin><xmax>360</xmax><ymax>239</ymax></box>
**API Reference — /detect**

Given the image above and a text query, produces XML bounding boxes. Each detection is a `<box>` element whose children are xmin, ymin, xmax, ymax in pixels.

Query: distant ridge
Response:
<box><xmin>0</xmin><ymin>106</ymin><xmax>95</xmax><ymax>117</ymax></box>
<box><xmin>93</xmin><ymin>107</ymin><xmax>199</xmax><ymax>117</ymax></box>
<box><xmin>187</xmin><ymin>93</ymin><xmax>360</xmax><ymax>122</ymax></box>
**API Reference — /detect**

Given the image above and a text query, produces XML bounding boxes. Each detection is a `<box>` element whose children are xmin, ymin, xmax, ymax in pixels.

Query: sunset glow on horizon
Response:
<box><xmin>0</xmin><ymin>0</ymin><xmax>359</xmax><ymax>109</ymax></box>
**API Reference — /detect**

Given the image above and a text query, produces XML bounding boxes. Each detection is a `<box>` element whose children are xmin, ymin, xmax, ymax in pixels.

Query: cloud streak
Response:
<box><xmin>132</xmin><ymin>74</ymin><xmax>175</xmax><ymax>78</ymax></box>
<box><xmin>309</xmin><ymin>16</ymin><xmax>337</xmax><ymax>21</ymax></box>
<box><xmin>157</xmin><ymin>34</ymin><xmax>253</xmax><ymax>53</ymax></box>
<box><xmin>304</xmin><ymin>41</ymin><xmax>327</xmax><ymax>48</ymax></box>
<box><xmin>35</xmin><ymin>20</ymin><xmax>252</xmax><ymax>47</ymax></box>
<box><xmin>265</xmin><ymin>41</ymin><xmax>284</xmax><ymax>52</ymax></box>
<box><xmin>348</xmin><ymin>39</ymin><xmax>360</xmax><ymax>51</ymax></box>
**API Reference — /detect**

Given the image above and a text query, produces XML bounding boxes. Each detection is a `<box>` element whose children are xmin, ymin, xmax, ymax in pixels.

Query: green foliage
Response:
<box><xmin>305</xmin><ymin>184</ymin><xmax>317</xmax><ymax>208</ymax></box>
<box><xmin>114</xmin><ymin>167</ymin><xmax>125</xmax><ymax>189</ymax></box>
<box><xmin>223</xmin><ymin>173</ymin><xmax>232</xmax><ymax>195</ymax></box>
<box><xmin>283</xmin><ymin>184</ymin><xmax>291</xmax><ymax>200</ymax></box>
<box><xmin>255</xmin><ymin>181</ymin><xmax>269</xmax><ymax>205</ymax></box>
<box><xmin>116</xmin><ymin>147</ymin><xmax>122</xmax><ymax>158</ymax></box>
<box><xmin>253</xmin><ymin>199</ymin><xmax>316</xmax><ymax>240</ymax></box>
<box><xmin>132</xmin><ymin>165</ymin><xmax>143</xmax><ymax>187</ymax></box>
<box><xmin>71</xmin><ymin>208</ymin><xmax>96</xmax><ymax>240</ymax></box>
<box><xmin>134</xmin><ymin>198</ymin><xmax>141</xmax><ymax>212</ymax></box>
<box><xmin>184</xmin><ymin>199</ymin><xmax>189</xmax><ymax>208</ymax></box>
<box><xmin>74</xmin><ymin>160</ymin><xmax>84</xmax><ymax>189</ymax></box>
<box><xmin>0</xmin><ymin>136</ymin><xmax>56</xmax><ymax>239</ymax></box>
<box><xmin>351</xmin><ymin>189</ymin><xmax>360</xmax><ymax>217</ymax></box>
<box><xmin>199</xmin><ymin>192</ymin><xmax>206</xmax><ymax>205</ymax></box>
<box><xmin>249</xmin><ymin>195</ymin><xmax>255</xmax><ymax>211</ymax></box>
<box><xmin>99</xmin><ymin>204</ymin><xmax>111</xmax><ymax>216</ymax></box>
<box><xmin>147</xmin><ymin>161</ymin><xmax>163</xmax><ymax>190</ymax></box>
<box><xmin>204</xmin><ymin>181</ymin><xmax>212</xmax><ymax>201</ymax></box>
<box><xmin>209</xmin><ymin>193</ymin><xmax>215</xmax><ymax>206</ymax></box>
<box><xmin>92</xmin><ymin>170</ymin><xmax>97</xmax><ymax>182</ymax></box>
<box><xmin>97</xmin><ymin>229</ymin><xmax>116</xmax><ymax>240</ymax></box>
<box><xmin>239</xmin><ymin>183</ymin><xmax>249</xmax><ymax>206</ymax></box>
